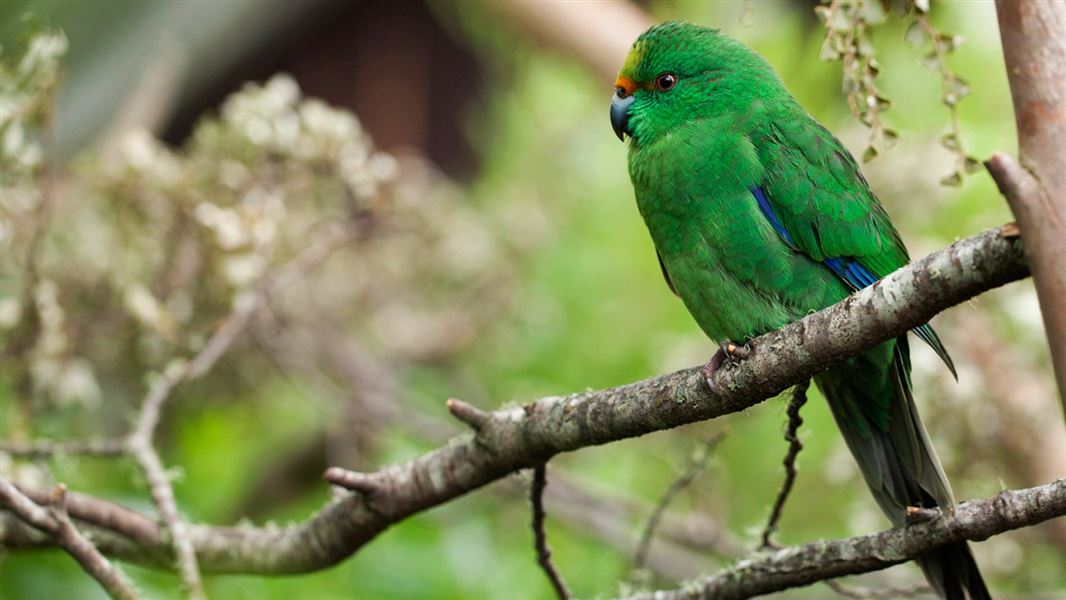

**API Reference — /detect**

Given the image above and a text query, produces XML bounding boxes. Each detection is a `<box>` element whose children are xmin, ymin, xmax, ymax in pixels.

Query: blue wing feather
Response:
<box><xmin>751</xmin><ymin>186</ymin><xmax>956</xmax><ymax>379</ymax></box>
<box><xmin>751</xmin><ymin>186</ymin><xmax>797</xmax><ymax>250</ymax></box>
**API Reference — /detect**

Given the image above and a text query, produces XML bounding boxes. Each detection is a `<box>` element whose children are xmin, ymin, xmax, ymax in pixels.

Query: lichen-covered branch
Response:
<box><xmin>621</xmin><ymin>479</ymin><xmax>1066</xmax><ymax>600</ymax></box>
<box><xmin>0</xmin><ymin>226</ymin><xmax>1029</xmax><ymax>578</ymax></box>
<box><xmin>993</xmin><ymin>0</ymin><xmax>1066</xmax><ymax>409</ymax></box>
<box><xmin>128</xmin><ymin>440</ymin><xmax>204</xmax><ymax>600</ymax></box>
<box><xmin>126</xmin><ymin>365</ymin><xmax>205</xmax><ymax>600</ymax></box>
<box><xmin>0</xmin><ymin>438</ymin><xmax>127</xmax><ymax>458</ymax></box>
<box><xmin>0</xmin><ymin>479</ymin><xmax>141</xmax><ymax>600</ymax></box>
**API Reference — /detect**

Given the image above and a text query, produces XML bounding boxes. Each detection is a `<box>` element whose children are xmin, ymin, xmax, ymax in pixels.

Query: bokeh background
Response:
<box><xmin>1</xmin><ymin>1</ymin><xmax>1063</xmax><ymax>599</ymax></box>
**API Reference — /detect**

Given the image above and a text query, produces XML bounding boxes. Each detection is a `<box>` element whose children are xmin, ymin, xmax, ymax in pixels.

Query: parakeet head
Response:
<box><xmin>611</xmin><ymin>21</ymin><xmax>784</xmax><ymax>145</ymax></box>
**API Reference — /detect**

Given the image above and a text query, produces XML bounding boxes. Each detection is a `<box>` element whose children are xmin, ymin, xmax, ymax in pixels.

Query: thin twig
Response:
<box><xmin>760</xmin><ymin>380</ymin><xmax>811</xmax><ymax>550</ymax></box>
<box><xmin>544</xmin><ymin>468</ymin><xmax>746</xmax><ymax>560</ymax></box>
<box><xmin>128</xmin><ymin>440</ymin><xmax>204</xmax><ymax>600</ymax></box>
<box><xmin>115</xmin><ymin>225</ymin><xmax>336</xmax><ymax>600</ymax></box>
<box><xmin>322</xmin><ymin>468</ymin><xmax>380</xmax><ymax>494</ymax></box>
<box><xmin>446</xmin><ymin>398</ymin><xmax>490</xmax><ymax>431</ymax></box>
<box><xmin>188</xmin><ymin>221</ymin><xmax>353</xmax><ymax>380</ymax></box>
<box><xmin>0</xmin><ymin>479</ymin><xmax>58</xmax><ymax>534</ymax></box>
<box><xmin>0</xmin><ymin>438</ymin><xmax>127</xmax><ymax>458</ymax></box>
<box><xmin>531</xmin><ymin>464</ymin><xmax>570</xmax><ymax>600</ymax></box>
<box><xmin>118</xmin><ymin>244</ymin><xmax>317</xmax><ymax>598</ymax></box>
<box><xmin>825</xmin><ymin>579</ymin><xmax>931</xmax><ymax>599</ymax></box>
<box><xmin>125</xmin><ymin>364</ymin><xmax>205</xmax><ymax>600</ymax></box>
<box><xmin>16</xmin><ymin>484</ymin><xmax>161</xmax><ymax>545</ymax></box>
<box><xmin>512</xmin><ymin>471</ymin><xmax>721</xmax><ymax>582</ymax></box>
<box><xmin>0</xmin><ymin>479</ymin><xmax>141</xmax><ymax>600</ymax></box>
<box><xmin>634</xmin><ymin>432</ymin><xmax>726</xmax><ymax>570</ymax></box>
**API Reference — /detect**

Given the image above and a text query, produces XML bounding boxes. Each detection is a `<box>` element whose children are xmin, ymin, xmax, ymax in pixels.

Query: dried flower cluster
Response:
<box><xmin>816</xmin><ymin>0</ymin><xmax>977</xmax><ymax>185</ymax></box>
<box><xmin>1</xmin><ymin>32</ymin><xmax>521</xmax><ymax>438</ymax></box>
<box><xmin>817</xmin><ymin>0</ymin><xmax>898</xmax><ymax>163</ymax></box>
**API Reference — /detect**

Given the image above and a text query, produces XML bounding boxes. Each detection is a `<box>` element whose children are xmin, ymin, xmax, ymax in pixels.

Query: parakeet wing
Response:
<box><xmin>753</xmin><ymin>118</ymin><xmax>955</xmax><ymax>376</ymax></box>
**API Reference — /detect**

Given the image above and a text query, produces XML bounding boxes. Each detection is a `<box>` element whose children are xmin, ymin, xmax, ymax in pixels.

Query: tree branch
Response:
<box><xmin>508</xmin><ymin>468</ymin><xmax>744</xmax><ymax>581</ymax></box>
<box><xmin>760</xmin><ymin>380</ymin><xmax>810</xmax><ymax>550</ymax></box>
<box><xmin>15</xmin><ymin>485</ymin><xmax>162</xmax><ymax>546</ymax></box>
<box><xmin>993</xmin><ymin>0</ymin><xmax>1066</xmax><ymax>410</ymax></box>
<box><xmin>0</xmin><ymin>438</ymin><xmax>127</xmax><ymax>458</ymax></box>
<box><xmin>125</xmin><ymin>364</ymin><xmax>206</xmax><ymax>600</ymax></box>
<box><xmin>0</xmin><ymin>227</ymin><xmax>1029</xmax><ymax>578</ymax></box>
<box><xmin>634</xmin><ymin>432</ymin><xmax>725</xmax><ymax>571</ymax></box>
<box><xmin>823</xmin><ymin>579</ymin><xmax>930</xmax><ymax>599</ymax></box>
<box><xmin>530</xmin><ymin>465</ymin><xmax>570</xmax><ymax>599</ymax></box>
<box><xmin>129</xmin><ymin>439</ymin><xmax>204</xmax><ymax>600</ymax></box>
<box><xmin>620</xmin><ymin>479</ymin><xmax>1066</xmax><ymax>600</ymax></box>
<box><xmin>0</xmin><ymin>479</ymin><xmax>141</xmax><ymax>600</ymax></box>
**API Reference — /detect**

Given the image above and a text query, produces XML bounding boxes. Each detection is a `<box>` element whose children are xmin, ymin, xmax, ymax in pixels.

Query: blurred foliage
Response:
<box><xmin>1</xmin><ymin>2</ymin><xmax>1063</xmax><ymax>600</ymax></box>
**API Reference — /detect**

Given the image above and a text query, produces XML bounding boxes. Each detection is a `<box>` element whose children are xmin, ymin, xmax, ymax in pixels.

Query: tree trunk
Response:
<box><xmin>994</xmin><ymin>0</ymin><xmax>1066</xmax><ymax>412</ymax></box>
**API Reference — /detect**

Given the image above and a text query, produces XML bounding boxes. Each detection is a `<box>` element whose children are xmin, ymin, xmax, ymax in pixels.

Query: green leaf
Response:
<box><xmin>883</xmin><ymin>128</ymin><xmax>900</xmax><ymax>146</ymax></box>
<box><xmin>940</xmin><ymin>133</ymin><xmax>960</xmax><ymax>151</ymax></box>
<box><xmin>863</xmin><ymin>145</ymin><xmax>879</xmax><ymax>163</ymax></box>
<box><xmin>963</xmin><ymin>155</ymin><xmax>983</xmax><ymax>174</ymax></box>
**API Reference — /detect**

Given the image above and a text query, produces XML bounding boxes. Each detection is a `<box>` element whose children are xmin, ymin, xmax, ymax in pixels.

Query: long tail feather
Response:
<box><xmin>815</xmin><ymin>337</ymin><xmax>990</xmax><ymax>599</ymax></box>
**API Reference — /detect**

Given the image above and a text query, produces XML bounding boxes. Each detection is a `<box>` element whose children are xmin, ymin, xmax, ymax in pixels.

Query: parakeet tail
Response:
<box><xmin>815</xmin><ymin>337</ymin><xmax>991</xmax><ymax>600</ymax></box>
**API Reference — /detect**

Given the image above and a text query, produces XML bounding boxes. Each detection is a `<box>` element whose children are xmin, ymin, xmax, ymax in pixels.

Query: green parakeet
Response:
<box><xmin>611</xmin><ymin>22</ymin><xmax>989</xmax><ymax>599</ymax></box>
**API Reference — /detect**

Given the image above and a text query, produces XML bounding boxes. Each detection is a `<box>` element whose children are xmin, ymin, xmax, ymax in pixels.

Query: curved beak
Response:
<box><xmin>610</xmin><ymin>91</ymin><xmax>634</xmax><ymax>141</ymax></box>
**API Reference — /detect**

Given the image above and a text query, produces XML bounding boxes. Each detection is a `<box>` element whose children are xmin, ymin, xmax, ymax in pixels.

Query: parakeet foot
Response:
<box><xmin>719</xmin><ymin>340</ymin><xmax>751</xmax><ymax>363</ymax></box>
<box><xmin>905</xmin><ymin>505</ymin><xmax>940</xmax><ymax>524</ymax></box>
<box><xmin>702</xmin><ymin>340</ymin><xmax>751</xmax><ymax>395</ymax></box>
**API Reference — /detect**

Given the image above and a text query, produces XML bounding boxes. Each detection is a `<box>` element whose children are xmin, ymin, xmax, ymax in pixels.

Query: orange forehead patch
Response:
<box><xmin>614</xmin><ymin>75</ymin><xmax>642</xmax><ymax>95</ymax></box>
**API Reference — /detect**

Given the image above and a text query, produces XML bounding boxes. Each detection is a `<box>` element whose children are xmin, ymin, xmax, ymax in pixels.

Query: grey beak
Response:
<box><xmin>611</xmin><ymin>92</ymin><xmax>634</xmax><ymax>141</ymax></box>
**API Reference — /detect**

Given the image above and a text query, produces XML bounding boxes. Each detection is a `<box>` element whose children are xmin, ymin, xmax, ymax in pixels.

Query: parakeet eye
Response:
<box><xmin>615</xmin><ymin>86</ymin><xmax>629</xmax><ymax>98</ymax></box>
<box><xmin>655</xmin><ymin>73</ymin><xmax>677</xmax><ymax>91</ymax></box>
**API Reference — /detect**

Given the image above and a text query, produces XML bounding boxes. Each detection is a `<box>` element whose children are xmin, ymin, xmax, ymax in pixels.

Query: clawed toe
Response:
<box><xmin>905</xmin><ymin>505</ymin><xmax>939</xmax><ymax>524</ymax></box>
<box><xmin>702</xmin><ymin>349</ymin><xmax>726</xmax><ymax>390</ymax></box>
<box><xmin>721</xmin><ymin>340</ymin><xmax>751</xmax><ymax>362</ymax></box>
<box><xmin>703</xmin><ymin>340</ymin><xmax>752</xmax><ymax>395</ymax></box>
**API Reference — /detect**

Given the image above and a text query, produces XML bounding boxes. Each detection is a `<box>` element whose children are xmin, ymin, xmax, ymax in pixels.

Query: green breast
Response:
<box><xmin>627</xmin><ymin>121</ymin><xmax>850</xmax><ymax>342</ymax></box>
